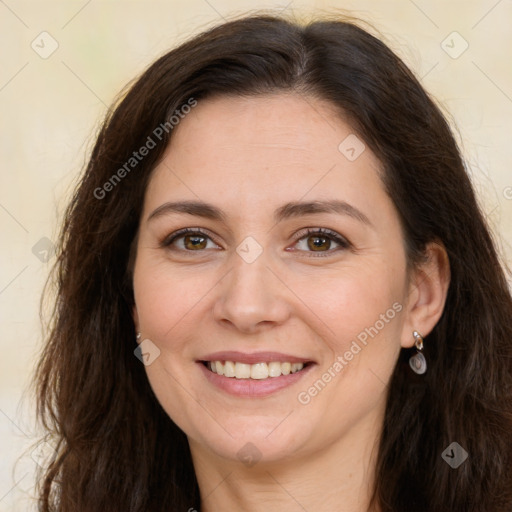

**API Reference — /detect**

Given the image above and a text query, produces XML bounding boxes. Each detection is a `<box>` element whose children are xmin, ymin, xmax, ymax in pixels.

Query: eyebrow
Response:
<box><xmin>147</xmin><ymin>199</ymin><xmax>372</xmax><ymax>227</ymax></box>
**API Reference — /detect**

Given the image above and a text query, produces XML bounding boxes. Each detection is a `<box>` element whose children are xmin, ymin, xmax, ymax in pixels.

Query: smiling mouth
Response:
<box><xmin>202</xmin><ymin>360</ymin><xmax>311</xmax><ymax>379</ymax></box>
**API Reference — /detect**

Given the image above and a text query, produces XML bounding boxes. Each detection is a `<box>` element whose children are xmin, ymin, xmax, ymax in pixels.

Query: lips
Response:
<box><xmin>197</xmin><ymin>351</ymin><xmax>315</xmax><ymax>397</ymax></box>
<box><xmin>199</xmin><ymin>351</ymin><xmax>313</xmax><ymax>365</ymax></box>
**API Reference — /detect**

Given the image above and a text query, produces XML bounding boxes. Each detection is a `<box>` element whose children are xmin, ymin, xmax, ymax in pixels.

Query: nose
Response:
<box><xmin>212</xmin><ymin>249</ymin><xmax>291</xmax><ymax>334</ymax></box>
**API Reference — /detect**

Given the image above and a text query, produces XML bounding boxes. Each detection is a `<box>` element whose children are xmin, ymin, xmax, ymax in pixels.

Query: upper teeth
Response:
<box><xmin>207</xmin><ymin>361</ymin><xmax>305</xmax><ymax>379</ymax></box>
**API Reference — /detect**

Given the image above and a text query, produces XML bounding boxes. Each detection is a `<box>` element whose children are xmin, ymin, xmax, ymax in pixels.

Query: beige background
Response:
<box><xmin>1</xmin><ymin>0</ymin><xmax>511</xmax><ymax>509</ymax></box>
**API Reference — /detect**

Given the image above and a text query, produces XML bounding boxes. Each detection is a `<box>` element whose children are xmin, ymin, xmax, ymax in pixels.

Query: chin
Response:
<box><xmin>187</xmin><ymin>416</ymin><xmax>316</xmax><ymax>466</ymax></box>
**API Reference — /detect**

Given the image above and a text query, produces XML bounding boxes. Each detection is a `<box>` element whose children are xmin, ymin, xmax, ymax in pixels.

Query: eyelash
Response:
<box><xmin>161</xmin><ymin>227</ymin><xmax>351</xmax><ymax>257</ymax></box>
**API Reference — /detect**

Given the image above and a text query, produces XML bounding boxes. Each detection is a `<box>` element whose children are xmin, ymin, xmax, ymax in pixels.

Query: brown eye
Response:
<box><xmin>294</xmin><ymin>228</ymin><xmax>351</xmax><ymax>256</ymax></box>
<box><xmin>163</xmin><ymin>228</ymin><xmax>219</xmax><ymax>252</ymax></box>
<box><xmin>307</xmin><ymin>235</ymin><xmax>332</xmax><ymax>252</ymax></box>
<box><xmin>183</xmin><ymin>234</ymin><xmax>208</xmax><ymax>250</ymax></box>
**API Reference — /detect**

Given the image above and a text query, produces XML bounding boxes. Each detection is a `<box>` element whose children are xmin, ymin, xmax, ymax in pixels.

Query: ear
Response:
<box><xmin>400</xmin><ymin>241</ymin><xmax>450</xmax><ymax>348</ymax></box>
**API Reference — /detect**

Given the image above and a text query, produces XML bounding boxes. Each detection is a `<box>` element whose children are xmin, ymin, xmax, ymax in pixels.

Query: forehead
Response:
<box><xmin>164</xmin><ymin>93</ymin><xmax>369</xmax><ymax>168</ymax></box>
<box><xmin>143</xmin><ymin>93</ymin><xmax>388</xmax><ymax>222</ymax></box>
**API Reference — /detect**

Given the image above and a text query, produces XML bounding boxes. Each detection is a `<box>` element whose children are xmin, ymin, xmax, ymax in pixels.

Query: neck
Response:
<box><xmin>190</xmin><ymin>413</ymin><xmax>382</xmax><ymax>512</ymax></box>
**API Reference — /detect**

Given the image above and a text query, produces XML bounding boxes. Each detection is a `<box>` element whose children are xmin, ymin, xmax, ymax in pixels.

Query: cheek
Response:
<box><xmin>298</xmin><ymin>259</ymin><xmax>405</xmax><ymax>407</ymax></box>
<box><xmin>302</xmin><ymin>260</ymin><xmax>404</xmax><ymax>347</ymax></box>
<box><xmin>133</xmin><ymin>257</ymin><xmax>216</xmax><ymax>349</ymax></box>
<box><xmin>293</xmin><ymin>268</ymin><xmax>404</xmax><ymax>431</ymax></box>
<box><xmin>132</xmin><ymin>258</ymin><xmax>214</xmax><ymax>434</ymax></box>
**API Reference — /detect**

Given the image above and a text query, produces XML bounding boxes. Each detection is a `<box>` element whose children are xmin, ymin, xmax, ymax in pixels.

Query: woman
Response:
<box><xmin>35</xmin><ymin>14</ymin><xmax>512</xmax><ymax>512</ymax></box>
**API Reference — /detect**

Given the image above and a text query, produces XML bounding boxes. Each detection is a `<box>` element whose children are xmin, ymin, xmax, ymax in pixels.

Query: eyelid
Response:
<box><xmin>289</xmin><ymin>227</ymin><xmax>352</xmax><ymax>255</ymax></box>
<box><xmin>161</xmin><ymin>226</ymin><xmax>351</xmax><ymax>255</ymax></box>
<box><xmin>161</xmin><ymin>227</ymin><xmax>221</xmax><ymax>248</ymax></box>
<box><xmin>291</xmin><ymin>227</ymin><xmax>349</xmax><ymax>243</ymax></box>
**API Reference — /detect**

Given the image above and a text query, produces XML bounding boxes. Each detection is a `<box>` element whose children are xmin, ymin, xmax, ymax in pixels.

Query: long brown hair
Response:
<box><xmin>35</xmin><ymin>14</ymin><xmax>512</xmax><ymax>511</ymax></box>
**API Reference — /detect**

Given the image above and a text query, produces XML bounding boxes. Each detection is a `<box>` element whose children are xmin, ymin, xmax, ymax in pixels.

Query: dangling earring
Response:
<box><xmin>409</xmin><ymin>330</ymin><xmax>427</xmax><ymax>374</ymax></box>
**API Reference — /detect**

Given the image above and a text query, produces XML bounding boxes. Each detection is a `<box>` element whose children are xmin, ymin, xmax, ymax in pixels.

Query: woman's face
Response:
<box><xmin>132</xmin><ymin>93</ymin><xmax>415</xmax><ymax>465</ymax></box>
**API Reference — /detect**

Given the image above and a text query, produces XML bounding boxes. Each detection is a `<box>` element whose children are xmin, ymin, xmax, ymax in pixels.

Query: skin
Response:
<box><xmin>132</xmin><ymin>93</ymin><xmax>450</xmax><ymax>512</ymax></box>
